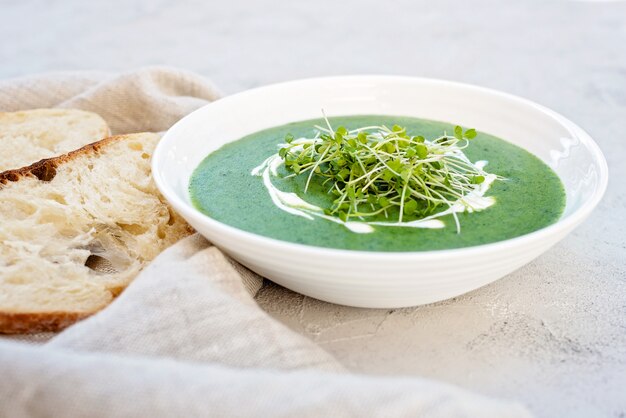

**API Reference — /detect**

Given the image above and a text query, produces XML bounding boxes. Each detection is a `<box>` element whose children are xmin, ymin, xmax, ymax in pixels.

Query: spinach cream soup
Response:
<box><xmin>189</xmin><ymin>116</ymin><xmax>565</xmax><ymax>251</ymax></box>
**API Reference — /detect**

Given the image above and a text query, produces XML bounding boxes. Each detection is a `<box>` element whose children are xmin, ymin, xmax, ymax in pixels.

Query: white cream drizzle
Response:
<box><xmin>251</xmin><ymin>141</ymin><xmax>497</xmax><ymax>234</ymax></box>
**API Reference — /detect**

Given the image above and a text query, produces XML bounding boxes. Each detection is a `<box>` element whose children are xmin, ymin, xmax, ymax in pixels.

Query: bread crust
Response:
<box><xmin>0</xmin><ymin>311</ymin><xmax>92</xmax><ymax>334</ymax></box>
<box><xmin>0</xmin><ymin>135</ymin><xmax>124</xmax><ymax>186</ymax></box>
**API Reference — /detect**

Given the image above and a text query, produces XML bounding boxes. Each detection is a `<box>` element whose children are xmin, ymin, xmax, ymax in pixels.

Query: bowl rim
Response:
<box><xmin>152</xmin><ymin>75</ymin><xmax>609</xmax><ymax>260</ymax></box>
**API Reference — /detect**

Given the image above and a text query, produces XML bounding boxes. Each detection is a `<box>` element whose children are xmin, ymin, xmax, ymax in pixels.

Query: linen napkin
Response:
<box><xmin>0</xmin><ymin>67</ymin><xmax>530</xmax><ymax>417</ymax></box>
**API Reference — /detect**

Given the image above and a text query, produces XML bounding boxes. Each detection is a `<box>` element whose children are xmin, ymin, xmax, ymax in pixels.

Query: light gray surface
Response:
<box><xmin>1</xmin><ymin>1</ymin><xmax>625</xmax><ymax>416</ymax></box>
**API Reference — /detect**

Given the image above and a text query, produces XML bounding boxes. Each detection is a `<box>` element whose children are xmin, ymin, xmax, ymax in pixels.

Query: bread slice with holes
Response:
<box><xmin>0</xmin><ymin>133</ymin><xmax>194</xmax><ymax>333</ymax></box>
<box><xmin>0</xmin><ymin>109</ymin><xmax>110</xmax><ymax>172</ymax></box>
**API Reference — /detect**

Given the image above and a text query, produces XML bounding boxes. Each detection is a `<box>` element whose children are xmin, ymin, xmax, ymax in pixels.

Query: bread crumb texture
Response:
<box><xmin>0</xmin><ymin>109</ymin><xmax>110</xmax><ymax>171</ymax></box>
<box><xmin>0</xmin><ymin>133</ymin><xmax>193</xmax><ymax>333</ymax></box>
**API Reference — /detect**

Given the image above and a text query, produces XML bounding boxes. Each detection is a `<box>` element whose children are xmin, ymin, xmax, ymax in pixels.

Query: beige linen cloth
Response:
<box><xmin>0</xmin><ymin>67</ymin><xmax>530</xmax><ymax>417</ymax></box>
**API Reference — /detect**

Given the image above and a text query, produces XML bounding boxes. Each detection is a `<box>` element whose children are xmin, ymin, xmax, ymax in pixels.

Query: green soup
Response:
<box><xmin>189</xmin><ymin>116</ymin><xmax>565</xmax><ymax>251</ymax></box>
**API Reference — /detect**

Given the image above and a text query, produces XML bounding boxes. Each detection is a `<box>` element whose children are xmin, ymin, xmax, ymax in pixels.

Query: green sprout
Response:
<box><xmin>278</xmin><ymin>116</ymin><xmax>492</xmax><ymax>231</ymax></box>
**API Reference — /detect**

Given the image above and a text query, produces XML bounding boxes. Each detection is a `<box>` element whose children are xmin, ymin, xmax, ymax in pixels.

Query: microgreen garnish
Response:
<box><xmin>277</xmin><ymin>116</ymin><xmax>496</xmax><ymax>232</ymax></box>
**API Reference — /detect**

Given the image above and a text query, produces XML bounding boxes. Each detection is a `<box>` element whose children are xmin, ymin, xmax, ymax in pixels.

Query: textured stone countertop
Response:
<box><xmin>1</xmin><ymin>1</ymin><xmax>625</xmax><ymax>416</ymax></box>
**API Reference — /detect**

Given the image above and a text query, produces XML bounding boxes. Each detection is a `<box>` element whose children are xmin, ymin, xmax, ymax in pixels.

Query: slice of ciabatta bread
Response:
<box><xmin>0</xmin><ymin>109</ymin><xmax>110</xmax><ymax>172</ymax></box>
<box><xmin>0</xmin><ymin>133</ymin><xmax>193</xmax><ymax>333</ymax></box>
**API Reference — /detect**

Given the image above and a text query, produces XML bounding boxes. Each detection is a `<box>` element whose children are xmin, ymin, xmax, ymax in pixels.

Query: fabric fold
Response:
<box><xmin>48</xmin><ymin>235</ymin><xmax>340</xmax><ymax>372</ymax></box>
<box><xmin>0</xmin><ymin>340</ymin><xmax>529</xmax><ymax>418</ymax></box>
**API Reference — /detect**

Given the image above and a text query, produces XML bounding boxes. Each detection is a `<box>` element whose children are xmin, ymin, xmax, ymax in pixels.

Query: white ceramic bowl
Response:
<box><xmin>152</xmin><ymin>76</ymin><xmax>608</xmax><ymax>308</ymax></box>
